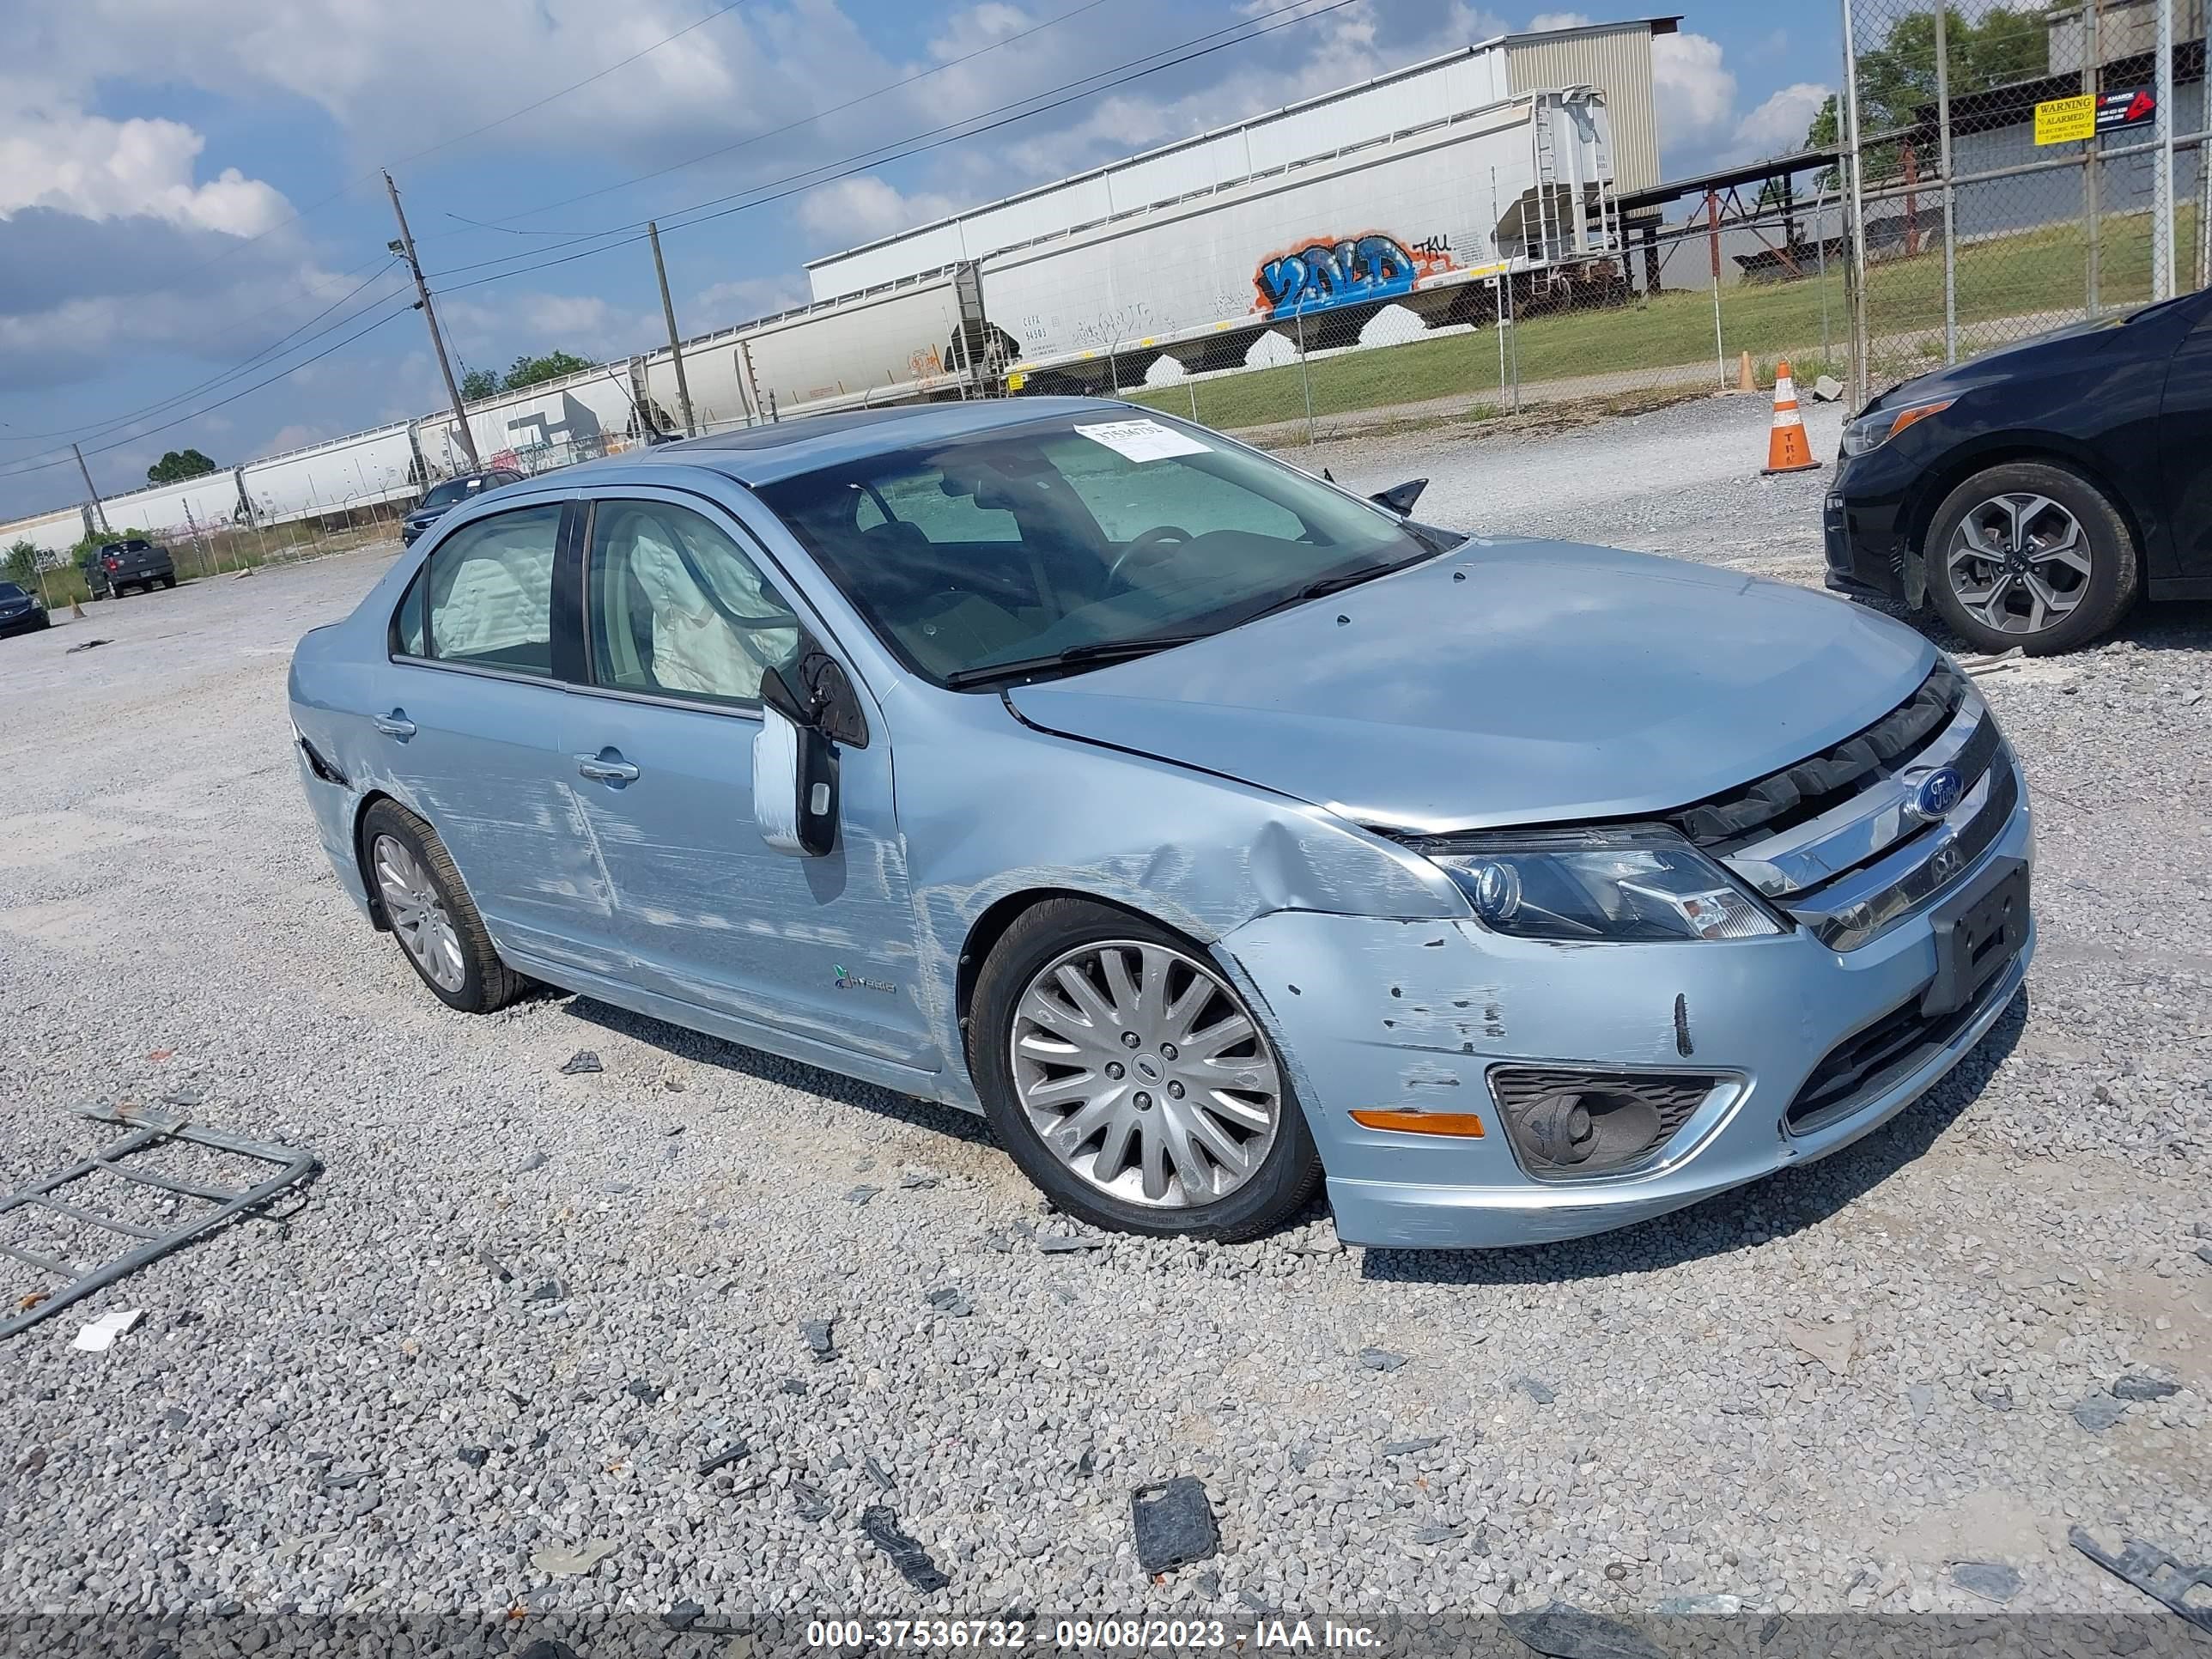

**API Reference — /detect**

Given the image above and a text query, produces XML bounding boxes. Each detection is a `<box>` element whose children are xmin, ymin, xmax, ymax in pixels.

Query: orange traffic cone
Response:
<box><xmin>1761</xmin><ymin>360</ymin><xmax>1821</xmax><ymax>475</ymax></box>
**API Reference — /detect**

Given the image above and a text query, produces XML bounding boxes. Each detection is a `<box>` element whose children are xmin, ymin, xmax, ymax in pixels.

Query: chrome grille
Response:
<box><xmin>1668</xmin><ymin>661</ymin><xmax>1967</xmax><ymax>848</ymax></box>
<box><xmin>1680</xmin><ymin>661</ymin><xmax>2017</xmax><ymax>951</ymax></box>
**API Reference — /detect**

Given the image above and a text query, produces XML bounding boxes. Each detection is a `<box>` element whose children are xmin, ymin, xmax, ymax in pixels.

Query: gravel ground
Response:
<box><xmin>2</xmin><ymin>397</ymin><xmax>2209</xmax><ymax>1629</ymax></box>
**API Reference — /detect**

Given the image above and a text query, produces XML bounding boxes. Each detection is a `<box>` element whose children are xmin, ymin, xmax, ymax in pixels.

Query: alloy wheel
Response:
<box><xmin>371</xmin><ymin>833</ymin><xmax>466</xmax><ymax>993</ymax></box>
<box><xmin>1008</xmin><ymin>939</ymin><xmax>1282</xmax><ymax>1208</ymax></box>
<box><xmin>1945</xmin><ymin>492</ymin><xmax>2091</xmax><ymax>636</ymax></box>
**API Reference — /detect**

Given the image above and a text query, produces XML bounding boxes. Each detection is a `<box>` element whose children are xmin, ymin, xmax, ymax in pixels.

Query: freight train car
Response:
<box><xmin>637</xmin><ymin>267</ymin><xmax>987</xmax><ymax>433</ymax></box>
<box><xmin>414</xmin><ymin>363</ymin><xmax>650</xmax><ymax>477</ymax></box>
<box><xmin>239</xmin><ymin>424</ymin><xmax>422</xmax><ymax>526</ymax></box>
<box><xmin>93</xmin><ymin>469</ymin><xmax>252</xmax><ymax>540</ymax></box>
<box><xmin>805</xmin><ymin>38</ymin><xmax>1634</xmax><ymax>387</ymax></box>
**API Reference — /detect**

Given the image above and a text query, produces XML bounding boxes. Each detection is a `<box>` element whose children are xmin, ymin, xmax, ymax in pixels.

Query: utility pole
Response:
<box><xmin>647</xmin><ymin>222</ymin><xmax>697</xmax><ymax>438</ymax></box>
<box><xmin>74</xmin><ymin>444</ymin><xmax>112</xmax><ymax>533</ymax></box>
<box><xmin>384</xmin><ymin>168</ymin><xmax>480</xmax><ymax>470</ymax></box>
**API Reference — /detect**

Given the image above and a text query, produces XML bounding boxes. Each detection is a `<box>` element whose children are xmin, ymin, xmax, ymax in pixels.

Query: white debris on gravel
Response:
<box><xmin>0</xmin><ymin>392</ymin><xmax>2207</xmax><ymax>1624</ymax></box>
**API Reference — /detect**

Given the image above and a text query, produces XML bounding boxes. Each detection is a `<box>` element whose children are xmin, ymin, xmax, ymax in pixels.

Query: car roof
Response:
<box><xmin>561</xmin><ymin>396</ymin><xmax>1146</xmax><ymax>489</ymax></box>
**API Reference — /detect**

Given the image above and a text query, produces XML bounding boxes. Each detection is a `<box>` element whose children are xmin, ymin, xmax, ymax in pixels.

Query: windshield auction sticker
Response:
<box><xmin>1074</xmin><ymin>418</ymin><xmax>1212</xmax><ymax>463</ymax></box>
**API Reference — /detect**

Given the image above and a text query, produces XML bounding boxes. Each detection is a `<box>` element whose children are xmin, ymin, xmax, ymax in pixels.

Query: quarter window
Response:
<box><xmin>423</xmin><ymin>505</ymin><xmax>563</xmax><ymax>676</ymax></box>
<box><xmin>586</xmin><ymin>500</ymin><xmax>799</xmax><ymax>706</ymax></box>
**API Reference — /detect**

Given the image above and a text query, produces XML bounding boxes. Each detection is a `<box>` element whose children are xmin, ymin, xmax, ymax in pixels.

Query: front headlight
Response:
<box><xmin>1840</xmin><ymin>395</ymin><xmax>1955</xmax><ymax>457</ymax></box>
<box><xmin>1423</xmin><ymin>827</ymin><xmax>1782</xmax><ymax>943</ymax></box>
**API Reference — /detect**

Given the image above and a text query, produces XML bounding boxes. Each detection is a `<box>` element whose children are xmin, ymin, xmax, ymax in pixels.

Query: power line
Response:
<box><xmin>423</xmin><ymin>0</ymin><xmax>1355</xmax><ymax>296</ymax></box>
<box><xmin>437</xmin><ymin>0</ymin><xmax>1115</xmax><ymax>239</ymax></box>
<box><xmin>0</xmin><ymin>301</ymin><xmax>415</xmax><ymax>484</ymax></box>
<box><xmin>106</xmin><ymin>0</ymin><xmax>759</xmax><ymax>301</ymax></box>
<box><xmin>0</xmin><ymin>259</ymin><xmax>404</xmax><ymax>455</ymax></box>
<box><xmin>392</xmin><ymin>0</ymin><xmax>757</xmax><ymax>173</ymax></box>
<box><xmin>0</xmin><ymin>0</ymin><xmax>1350</xmax><ymax>494</ymax></box>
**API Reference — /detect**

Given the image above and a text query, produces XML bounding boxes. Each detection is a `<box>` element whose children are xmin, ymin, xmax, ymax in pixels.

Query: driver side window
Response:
<box><xmin>586</xmin><ymin>500</ymin><xmax>799</xmax><ymax>707</ymax></box>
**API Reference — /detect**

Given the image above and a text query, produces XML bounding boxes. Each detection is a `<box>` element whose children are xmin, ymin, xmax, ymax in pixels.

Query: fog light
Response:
<box><xmin>1488</xmin><ymin>1066</ymin><xmax>1720</xmax><ymax>1178</ymax></box>
<box><xmin>1518</xmin><ymin>1091</ymin><xmax>1595</xmax><ymax>1164</ymax></box>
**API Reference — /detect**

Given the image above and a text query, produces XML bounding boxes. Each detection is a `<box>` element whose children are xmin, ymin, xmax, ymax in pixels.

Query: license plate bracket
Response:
<box><xmin>1922</xmin><ymin>856</ymin><xmax>2029</xmax><ymax>1018</ymax></box>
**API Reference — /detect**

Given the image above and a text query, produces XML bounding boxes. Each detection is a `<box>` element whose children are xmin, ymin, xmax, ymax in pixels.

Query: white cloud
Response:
<box><xmin>1732</xmin><ymin>82</ymin><xmax>1832</xmax><ymax>160</ymax></box>
<box><xmin>694</xmin><ymin>276</ymin><xmax>808</xmax><ymax>319</ymax></box>
<box><xmin>1652</xmin><ymin>31</ymin><xmax>1738</xmax><ymax>146</ymax></box>
<box><xmin>262</xmin><ymin>422</ymin><xmax>335</xmax><ymax>455</ymax></box>
<box><xmin>795</xmin><ymin>177</ymin><xmax>960</xmax><ymax>248</ymax></box>
<box><xmin>1525</xmin><ymin>12</ymin><xmax>1593</xmax><ymax>31</ymax></box>
<box><xmin>0</xmin><ymin>105</ymin><xmax>288</xmax><ymax>234</ymax></box>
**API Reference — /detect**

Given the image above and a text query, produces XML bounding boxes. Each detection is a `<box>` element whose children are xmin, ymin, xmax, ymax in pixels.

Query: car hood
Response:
<box><xmin>1005</xmin><ymin>538</ymin><xmax>1936</xmax><ymax>834</ymax></box>
<box><xmin>1864</xmin><ymin>308</ymin><xmax>2133</xmax><ymax>411</ymax></box>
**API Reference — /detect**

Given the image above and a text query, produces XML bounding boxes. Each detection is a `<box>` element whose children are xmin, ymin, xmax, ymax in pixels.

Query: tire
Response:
<box><xmin>969</xmin><ymin>897</ymin><xmax>1322</xmax><ymax>1241</ymax></box>
<box><xmin>110</xmin><ymin>584</ymin><xmax>128</xmax><ymax>599</ymax></box>
<box><xmin>1925</xmin><ymin>460</ymin><xmax>2138</xmax><ymax>654</ymax></box>
<box><xmin>160</xmin><ymin>575</ymin><xmax>177</xmax><ymax>590</ymax></box>
<box><xmin>358</xmin><ymin>799</ymin><xmax>530</xmax><ymax>1013</ymax></box>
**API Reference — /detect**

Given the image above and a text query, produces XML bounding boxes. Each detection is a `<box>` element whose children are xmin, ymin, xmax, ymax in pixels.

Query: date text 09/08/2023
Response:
<box><xmin>804</xmin><ymin>1620</ymin><xmax>1386</xmax><ymax>1650</ymax></box>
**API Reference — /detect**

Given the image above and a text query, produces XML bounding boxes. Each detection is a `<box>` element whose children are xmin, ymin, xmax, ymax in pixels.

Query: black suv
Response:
<box><xmin>0</xmin><ymin>580</ymin><xmax>49</xmax><ymax>636</ymax></box>
<box><xmin>87</xmin><ymin>538</ymin><xmax>177</xmax><ymax>599</ymax></box>
<box><xmin>401</xmin><ymin>469</ymin><xmax>526</xmax><ymax>546</ymax></box>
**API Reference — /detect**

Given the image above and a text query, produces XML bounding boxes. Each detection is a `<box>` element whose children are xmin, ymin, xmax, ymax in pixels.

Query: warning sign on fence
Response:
<box><xmin>2035</xmin><ymin>88</ymin><xmax>2157</xmax><ymax>146</ymax></box>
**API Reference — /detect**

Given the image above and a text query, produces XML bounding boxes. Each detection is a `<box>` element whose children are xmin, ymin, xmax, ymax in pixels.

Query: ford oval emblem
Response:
<box><xmin>1908</xmin><ymin>766</ymin><xmax>1965</xmax><ymax>823</ymax></box>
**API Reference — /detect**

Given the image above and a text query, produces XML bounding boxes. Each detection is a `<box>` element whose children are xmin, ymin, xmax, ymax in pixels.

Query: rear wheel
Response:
<box><xmin>160</xmin><ymin>575</ymin><xmax>177</xmax><ymax>590</ymax></box>
<box><xmin>969</xmin><ymin>898</ymin><xmax>1321</xmax><ymax>1241</ymax></box>
<box><xmin>1926</xmin><ymin>461</ymin><xmax>2137</xmax><ymax>654</ymax></box>
<box><xmin>358</xmin><ymin>799</ymin><xmax>529</xmax><ymax>1013</ymax></box>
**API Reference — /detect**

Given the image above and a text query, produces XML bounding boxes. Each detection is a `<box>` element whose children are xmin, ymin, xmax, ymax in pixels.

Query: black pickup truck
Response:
<box><xmin>88</xmin><ymin>538</ymin><xmax>177</xmax><ymax>598</ymax></box>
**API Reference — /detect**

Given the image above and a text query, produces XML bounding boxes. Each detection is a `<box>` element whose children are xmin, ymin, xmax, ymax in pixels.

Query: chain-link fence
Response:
<box><xmin>1842</xmin><ymin>0</ymin><xmax>2209</xmax><ymax>402</ymax></box>
<box><xmin>1116</xmin><ymin>188</ymin><xmax>1852</xmax><ymax>442</ymax></box>
<box><xmin>1115</xmin><ymin>0</ymin><xmax>2212</xmax><ymax>443</ymax></box>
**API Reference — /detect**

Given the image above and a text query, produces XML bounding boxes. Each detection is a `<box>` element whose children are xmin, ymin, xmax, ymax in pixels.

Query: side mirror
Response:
<box><xmin>752</xmin><ymin>649</ymin><xmax>866</xmax><ymax>858</ymax></box>
<box><xmin>1370</xmin><ymin>477</ymin><xmax>1428</xmax><ymax>516</ymax></box>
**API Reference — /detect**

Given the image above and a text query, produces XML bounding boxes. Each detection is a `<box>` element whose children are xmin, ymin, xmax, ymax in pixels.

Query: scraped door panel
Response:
<box><xmin>564</xmin><ymin>494</ymin><xmax>932</xmax><ymax>1066</ymax></box>
<box><xmin>386</xmin><ymin>502</ymin><xmax>599</xmax><ymax>963</ymax></box>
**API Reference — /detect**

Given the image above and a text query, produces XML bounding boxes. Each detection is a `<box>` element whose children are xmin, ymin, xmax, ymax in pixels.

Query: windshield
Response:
<box><xmin>421</xmin><ymin>477</ymin><xmax>494</xmax><ymax>509</ymax></box>
<box><xmin>0</xmin><ymin>583</ymin><xmax>25</xmax><ymax>600</ymax></box>
<box><xmin>758</xmin><ymin>412</ymin><xmax>1425</xmax><ymax>685</ymax></box>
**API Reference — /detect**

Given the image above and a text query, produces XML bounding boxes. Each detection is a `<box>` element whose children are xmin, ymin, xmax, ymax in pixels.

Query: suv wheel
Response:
<box><xmin>969</xmin><ymin>897</ymin><xmax>1321</xmax><ymax>1241</ymax></box>
<box><xmin>359</xmin><ymin>799</ymin><xmax>530</xmax><ymax>1013</ymax></box>
<box><xmin>1926</xmin><ymin>461</ymin><xmax>2138</xmax><ymax>654</ymax></box>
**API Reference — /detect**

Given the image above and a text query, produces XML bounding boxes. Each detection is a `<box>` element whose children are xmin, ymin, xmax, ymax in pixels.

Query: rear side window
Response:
<box><xmin>586</xmin><ymin>500</ymin><xmax>799</xmax><ymax>707</ymax></box>
<box><xmin>423</xmin><ymin>505</ymin><xmax>563</xmax><ymax>677</ymax></box>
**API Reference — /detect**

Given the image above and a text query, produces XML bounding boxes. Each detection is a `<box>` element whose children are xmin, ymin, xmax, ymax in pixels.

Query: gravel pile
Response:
<box><xmin>1</xmin><ymin>397</ymin><xmax>2207</xmax><ymax>1625</ymax></box>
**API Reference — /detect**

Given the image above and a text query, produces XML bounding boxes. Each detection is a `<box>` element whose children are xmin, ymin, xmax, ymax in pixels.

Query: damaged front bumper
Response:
<box><xmin>1217</xmin><ymin>792</ymin><xmax>2034</xmax><ymax>1250</ymax></box>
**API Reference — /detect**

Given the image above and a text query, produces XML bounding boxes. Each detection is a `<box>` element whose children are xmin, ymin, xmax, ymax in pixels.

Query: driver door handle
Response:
<box><xmin>373</xmin><ymin>713</ymin><xmax>416</xmax><ymax>738</ymax></box>
<box><xmin>574</xmin><ymin>752</ymin><xmax>641</xmax><ymax>783</ymax></box>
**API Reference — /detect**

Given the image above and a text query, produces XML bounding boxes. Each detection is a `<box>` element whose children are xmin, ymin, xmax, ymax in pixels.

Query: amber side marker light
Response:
<box><xmin>1349</xmin><ymin>1109</ymin><xmax>1486</xmax><ymax>1138</ymax></box>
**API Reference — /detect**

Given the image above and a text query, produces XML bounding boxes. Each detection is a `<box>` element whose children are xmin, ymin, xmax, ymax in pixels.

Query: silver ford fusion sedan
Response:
<box><xmin>289</xmin><ymin>398</ymin><xmax>2033</xmax><ymax>1249</ymax></box>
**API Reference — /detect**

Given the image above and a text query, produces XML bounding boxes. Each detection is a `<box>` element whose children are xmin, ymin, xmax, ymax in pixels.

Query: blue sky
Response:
<box><xmin>0</xmin><ymin>0</ymin><xmax>1839</xmax><ymax>520</ymax></box>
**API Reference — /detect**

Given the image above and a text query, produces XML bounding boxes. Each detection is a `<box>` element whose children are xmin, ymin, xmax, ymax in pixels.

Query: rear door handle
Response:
<box><xmin>574</xmin><ymin>752</ymin><xmax>641</xmax><ymax>783</ymax></box>
<box><xmin>373</xmin><ymin>713</ymin><xmax>416</xmax><ymax>738</ymax></box>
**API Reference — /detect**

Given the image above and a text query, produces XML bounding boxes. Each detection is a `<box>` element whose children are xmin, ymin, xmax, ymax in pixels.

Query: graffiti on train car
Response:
<box><xmin>1250</xmin><ymin>232</ymin><xmax>1454</xmax><ymax>319</ymax></box>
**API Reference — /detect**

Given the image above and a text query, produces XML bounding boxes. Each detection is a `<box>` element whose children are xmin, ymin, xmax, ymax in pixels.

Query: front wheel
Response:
<box><xmin>1925</xmin><ymin>461</ymin><xmax>2138</xmax><ymax>654</ymax></box>
<box><xmin>969</xmin><ymin>898</ymin><xmax>1321</xmax><ymax>1241</ymax></box>
<box><xmin>359</xmin><ymin>799</ymin><xmax>529</xmax><ymax>1013</ymax></box>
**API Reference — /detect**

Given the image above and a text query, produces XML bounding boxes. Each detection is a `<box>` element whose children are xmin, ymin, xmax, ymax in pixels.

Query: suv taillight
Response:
<box><xmin>103</xmin><ymin>556</ymin><xmax>120</xmax><ymax>568</ymax></box>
